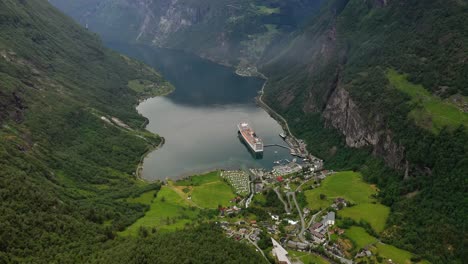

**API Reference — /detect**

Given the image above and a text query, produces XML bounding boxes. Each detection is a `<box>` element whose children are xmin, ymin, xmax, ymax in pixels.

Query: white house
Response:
<box><xmin>324</xmin><ymin>211</ymin><xmax>335</xmax><ymax>226</ymax></box>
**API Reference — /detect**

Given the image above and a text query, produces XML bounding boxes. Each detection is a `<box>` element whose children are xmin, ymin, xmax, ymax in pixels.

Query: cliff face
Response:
<box><xmin>323</xmin><ymin>86</ymin><xmax>405</xmax><ymax>170</ymax></box>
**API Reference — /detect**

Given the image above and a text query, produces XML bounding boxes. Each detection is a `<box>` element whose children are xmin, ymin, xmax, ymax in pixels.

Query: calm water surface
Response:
<box><xmin>108</xmin><ymin>43</ymin><xmax>294</xmax><ymax>180</ymax></box>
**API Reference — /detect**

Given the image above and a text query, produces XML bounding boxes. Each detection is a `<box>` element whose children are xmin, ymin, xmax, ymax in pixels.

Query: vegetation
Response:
<box><xmin>263</xmin><ymin>0</ymin><xmax>467</xmax><ymax>262</ymax></box>
<box><xmin>0</xmin><ymin>0</ymin><xmax>264</xmax><ymax>262</ymax></box>
<box><xmin>175</xmin><ymin>171</ymin><xmax>237</xmax><ymax>208</ymax></box>
<box><xmin>120</xmin><ymin>187</ymin><xmax>200</xmax><ymax>235</ymax></box>
<box><xmin>344</xmin><ymin>226</ymin><xmax>377</xmax><ymax>249</ymax></box>
<box><xmin>128</xmin><ymin>79</ymin><xmax>174</xmax><ymax>99</ymax></box>
<box><xmin>304</xmin><ymin>172</ymin><xmax>390</xmax><ymax>232</ymax></box>
<box><xmin>95</xmin><ymin>225</ymin><xmax>266</xmax><ymax>264</ymax></box>
<box><xmin>387</xmin><ymin>69</ymin><xmax>468</xmax><ymax>133</ymax></box>
<box><xmin>288</xmin><ymin>250</ymin><xmax>329</xmax><ymax>264</ymax></box>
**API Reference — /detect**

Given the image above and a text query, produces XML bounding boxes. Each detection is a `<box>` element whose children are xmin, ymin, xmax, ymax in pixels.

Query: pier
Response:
<box><xmin>264</xmin><ymin>144</ymin><xmax>292</xmax><ymax>150</ymax></box>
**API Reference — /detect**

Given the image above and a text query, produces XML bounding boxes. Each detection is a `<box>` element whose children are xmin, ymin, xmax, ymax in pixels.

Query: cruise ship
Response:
<box><xmin>238</xmin><ymin>122</ymin><xmax>264</xmax><ymax>153</ymax></box>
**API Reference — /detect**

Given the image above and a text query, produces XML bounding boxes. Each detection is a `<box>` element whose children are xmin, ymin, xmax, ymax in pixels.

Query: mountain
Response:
<box><xmin>49</xmin><ymin>0</ymin><xmax>323</xmax><ymax>68</ymax></box>
<box><xmin>262</xmin><ymin>0</ymin><xmax>467</xmax><ymax>262</ymax></box>
<box><xmin>50</xmin><ymin>0</ymin><xmax>468</xmax><ymax>263</ymax></box>
<box><xmin>0</xmin><ymin>0</ymin><xmax>263</xmax><ymax>262</ymax></box>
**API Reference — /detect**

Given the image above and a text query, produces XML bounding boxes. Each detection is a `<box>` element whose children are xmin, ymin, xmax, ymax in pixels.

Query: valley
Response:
<box><xmin>0</xmin><ymin>0</ymin><xmax>466</xmax><ymax>263</ymax></box>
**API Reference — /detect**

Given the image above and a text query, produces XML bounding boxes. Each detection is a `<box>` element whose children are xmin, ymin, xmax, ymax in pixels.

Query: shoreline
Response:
<box><xmin>134</xmin><ymin>58</ymin><xmax>298</xmax><ymax>183</ymax></box>
<box><xmin>236</xmin><ymin>68</ymin><xmax>296</xmax><ymax>139</ymax></box>
<box><xmin>135</xmin><ymin>137</ymin><xmax>165</xmax><ymax>181</ymax></box>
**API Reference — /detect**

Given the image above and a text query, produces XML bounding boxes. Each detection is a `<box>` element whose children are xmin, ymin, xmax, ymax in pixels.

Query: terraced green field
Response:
<box><xmin>340</xmin><ymin>204</ymin><xmax>390</xmax><ymax>233</ymax></box>
<box><xmin>387</xmin><ymin>69</ymin><xmax>468</xmax><ymax>133</ymax></box>
<box><xmin>304</xmin><ymin>171</ymin><xmax>389</xmax><ymax>232</ymax></box>
<box><xmin>344</xmin><ymin>226</ymin><xmax>377</xmax><ymax>249</ymax></box>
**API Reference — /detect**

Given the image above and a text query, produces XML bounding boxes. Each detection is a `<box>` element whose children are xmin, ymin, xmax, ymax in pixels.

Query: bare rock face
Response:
<box><xmin>323</xmin><ymin>86</ymin><xmax>405</xmax><ymax>170</ymax></box>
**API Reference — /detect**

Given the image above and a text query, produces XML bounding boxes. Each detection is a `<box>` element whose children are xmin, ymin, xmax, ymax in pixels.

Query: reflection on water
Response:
<box><xmin>107</xmin><ymin>42</ymin><xmax>294</xmax><ymax>181</ymax></box>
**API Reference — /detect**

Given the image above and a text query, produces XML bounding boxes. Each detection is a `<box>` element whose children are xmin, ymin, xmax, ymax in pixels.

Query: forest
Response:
<box><xmin>0</xmin><ymin>0</ymin><xmax>259</xmax><ymax>262</ymax></box>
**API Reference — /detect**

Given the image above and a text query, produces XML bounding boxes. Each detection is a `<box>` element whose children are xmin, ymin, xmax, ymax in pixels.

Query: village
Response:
<box><xmin>216</xmin><ymin>162</ymin><xmax>356</xmax><ymax>264</ymax></box>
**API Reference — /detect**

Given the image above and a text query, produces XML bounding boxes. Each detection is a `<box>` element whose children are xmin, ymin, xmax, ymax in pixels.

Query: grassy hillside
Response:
<box><xmin>0</xmin><ymin>0</ymin><xmax>260</xmax><ymax>262</ymax></box>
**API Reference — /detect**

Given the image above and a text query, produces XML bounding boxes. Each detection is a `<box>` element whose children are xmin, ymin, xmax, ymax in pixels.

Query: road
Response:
<box><xmin>257</xmin><ymin>75</ymin><xmax>295</xmax><ymax>138</ymax></box>
<box><xmin>246</xmin><ymin>232</ymin><xmax>269</xmax><ymax>263</ymax></box>
<box><xmin>287</xmin><ymin>192</ymin><xmax>306</xmax><ymax>242</ymax></box>
<box><xmin>245</xmin><ymin>181</ymin><xmax>255</xmax><ymax>208</ymax></box>
<box><xmin>274</xmin><ymin>187</ymin><xmax>291</xmax><ymax>214</ymax></box>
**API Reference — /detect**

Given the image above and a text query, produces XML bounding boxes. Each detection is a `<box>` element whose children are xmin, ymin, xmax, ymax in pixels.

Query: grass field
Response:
<box><xmin>340</xmin><ymin>204</ymin><xmax>390</xmax><ymax>233</ymax></box>
<box><xmin>304</xmin><ymin>171</ymin><xmax>389</xmax><ymax>233</ymax></box>
<box><xmin>175</xmin><ymin>171</ymin><xmax>220</xmax><ymax>186</ymax></box>
<box><xmin>120</xmin><ymin>187</ymin><xmax>199</xmax><ymax>236</ymax></box>
<box><xmin>174</xmin><ymin>171</ymin><xmax>236</xmax><ymax>209</ymax></box>
<box><xmin>128</xmin><ymin>79</ymin><xmax>173</xmax><ymax>97</ymax></box>
<box><xmin>374</xmin><ymin>243</ymin><xmax>415</xmax><ymax>264</ymax></box>
<box><xmin>254</xmin><ymin>5</ymin><xmax>280</xmax><ymax>15</ymax></box>
<box><xmin>191</xmin><ymin>181</ymin><xmax>235</xmax><ymax>208</ymax></box>
<box><xmin>344</xmin><ymin>226</ymin><xmax>378</xmax><ymax>249</ymax></box>
<box><xmin>387</xmin><ymin>69</ymin><xmax>468</xmax><ymax>133</ymax></box>
<box><xmin>288</xmin><ymin>250</ymin><xmax>329</xmax><ymax>264</ymax></box>
<box><xmin>343</xmin><ymin>228</ymin><xmax>430</xmax><ymax>264</ymax></box>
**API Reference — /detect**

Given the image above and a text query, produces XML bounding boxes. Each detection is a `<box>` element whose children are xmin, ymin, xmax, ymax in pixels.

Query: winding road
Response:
<box><xmin>274</xmin><ymin>187</ymin><xmax>291</xmax><ymax>214</ymax></box>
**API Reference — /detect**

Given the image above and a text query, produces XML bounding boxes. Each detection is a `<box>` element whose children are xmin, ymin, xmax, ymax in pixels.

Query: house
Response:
<box><xmin>276</xmin><ymin>176</ymin><xmax>284</xmax><ymax>182</ymax></box>
<box><xmin>271</xmin><ymin>214</ymin><xmax>280</xmax><ymax>221</ymax></box>
<box><xmin>334</xmin><ymin>197</ymin><xmax>347</xmax><ymax>208</ymax></box>
<box><xmin>323</xmin><ymin>212</ymin><xmax>335</xmax><ymax>226</ymax></box>
<box><xmin>286</xmin><ymin>240</ymin><xmax>308</xmax><ymax>251</ymax></box>
<box><xmin>311</xmin><ymin>222</ymin><xmax>323</xmax><ymax>231</ymax></box>
<box><xmin>311</xmin><ymin>231</ymin><xmax>325</xmax><ymax>243</ymax></box>
<box><xmin>271</xmin><ymin>238</ymin><xmax>292</xmax><ymax>264</ymax></box>
<box><xmin>287</xmin><ymin>219</ymin><xmax>298</xmax><ymax>225</ymax></box>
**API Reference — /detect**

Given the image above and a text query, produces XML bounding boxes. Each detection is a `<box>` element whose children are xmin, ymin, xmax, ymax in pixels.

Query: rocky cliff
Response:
<box><xmin>323</xmin><ymin>86</ymin><xmax>405</xmax><ymax>170</ymax></box>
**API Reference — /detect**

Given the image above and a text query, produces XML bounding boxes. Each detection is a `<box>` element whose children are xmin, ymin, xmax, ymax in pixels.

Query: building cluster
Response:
<box><xmin>221</xmin><ymin>170</ymin><xmax>250</xmax><ymax>195</ymax></box>
<box><xmin>308</xmin><ymin>212</ymin><xmax>335</xmax><ymax>243</ymax></box>
<box><xmin>272</xmin><ymin>162</ymin><xmax>303</xmax><ymax>176</ymax></box>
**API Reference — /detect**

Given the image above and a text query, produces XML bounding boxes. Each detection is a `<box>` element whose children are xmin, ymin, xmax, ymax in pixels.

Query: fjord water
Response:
<box><xmin>108</xmin><ymin>43</ymin><xmax>293</xmax><ymax>181</ymax></box>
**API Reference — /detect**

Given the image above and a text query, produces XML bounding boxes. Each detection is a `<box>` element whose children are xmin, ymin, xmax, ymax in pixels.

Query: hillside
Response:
<box><xmin>0</xmin><ymin>0</ymin><xmax>262</xmax><ymax>263</ymax></box>
<box><xmin>262</xmin><ymin>0</ymin><xmax>467</xmax><ymax>262</ymax></box>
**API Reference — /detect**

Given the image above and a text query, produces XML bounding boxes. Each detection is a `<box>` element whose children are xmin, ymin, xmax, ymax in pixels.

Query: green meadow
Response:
<box><xmin>288</xmin><ymin>251</ymin><xmax>329</xmax><ymax>264</ymax></box>
<box><xmin>121</xmin><ymin>171</ymin><xmax>237</xmax><ymax>235</ymax></box>
<box><xmin>120</xmin><ymin>187</ymin><xmax>199</xmax><ymax>236</ymax></box>
<box><xmin>176</xmin><ymin>171</ymin><xmax>236</xmax><ymax>209</ymax></box>
<box><xmin>344</xmin><ymin>226</ymin><xmax>377</xmax><ymax>249</ymax></box>
<box><xmin>128</xmin><ymin>79</ymin><xmax>174</xmax><ymax>98</ymax></box>
<box><xmin>344</xmin><ymin>227</ymin><xmax>430</xmax><ymax>264</ymax></box>
<box><xmin>253</xmin><ymin>4</ymin><xmax>280</xmax><ymax>15</ymax></box>
<box><xmin>304</xmin><ymin>171</ymin><xmax>390</xmax><ymax>232</ymax></box>
<box><xmin>387</xmin><ymin>69</ymin><xmax>468</xmax><ymax>133</ymax></box>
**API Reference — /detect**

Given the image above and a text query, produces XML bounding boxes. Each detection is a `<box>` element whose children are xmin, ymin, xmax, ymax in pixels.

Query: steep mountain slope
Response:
<box><xmin>0</xmin><ymin>0</ymin><xmax>262</xmax><ymax>263</ymax></box>
<box><xmin>50</xmin><ymin>0</ymin><xmax>323</xmax><ymax>68</ymax></box>
<box><xmin>262</xmin><ymin>0</ymin><xmax>467</xmax><ymax>262</ymax></box>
